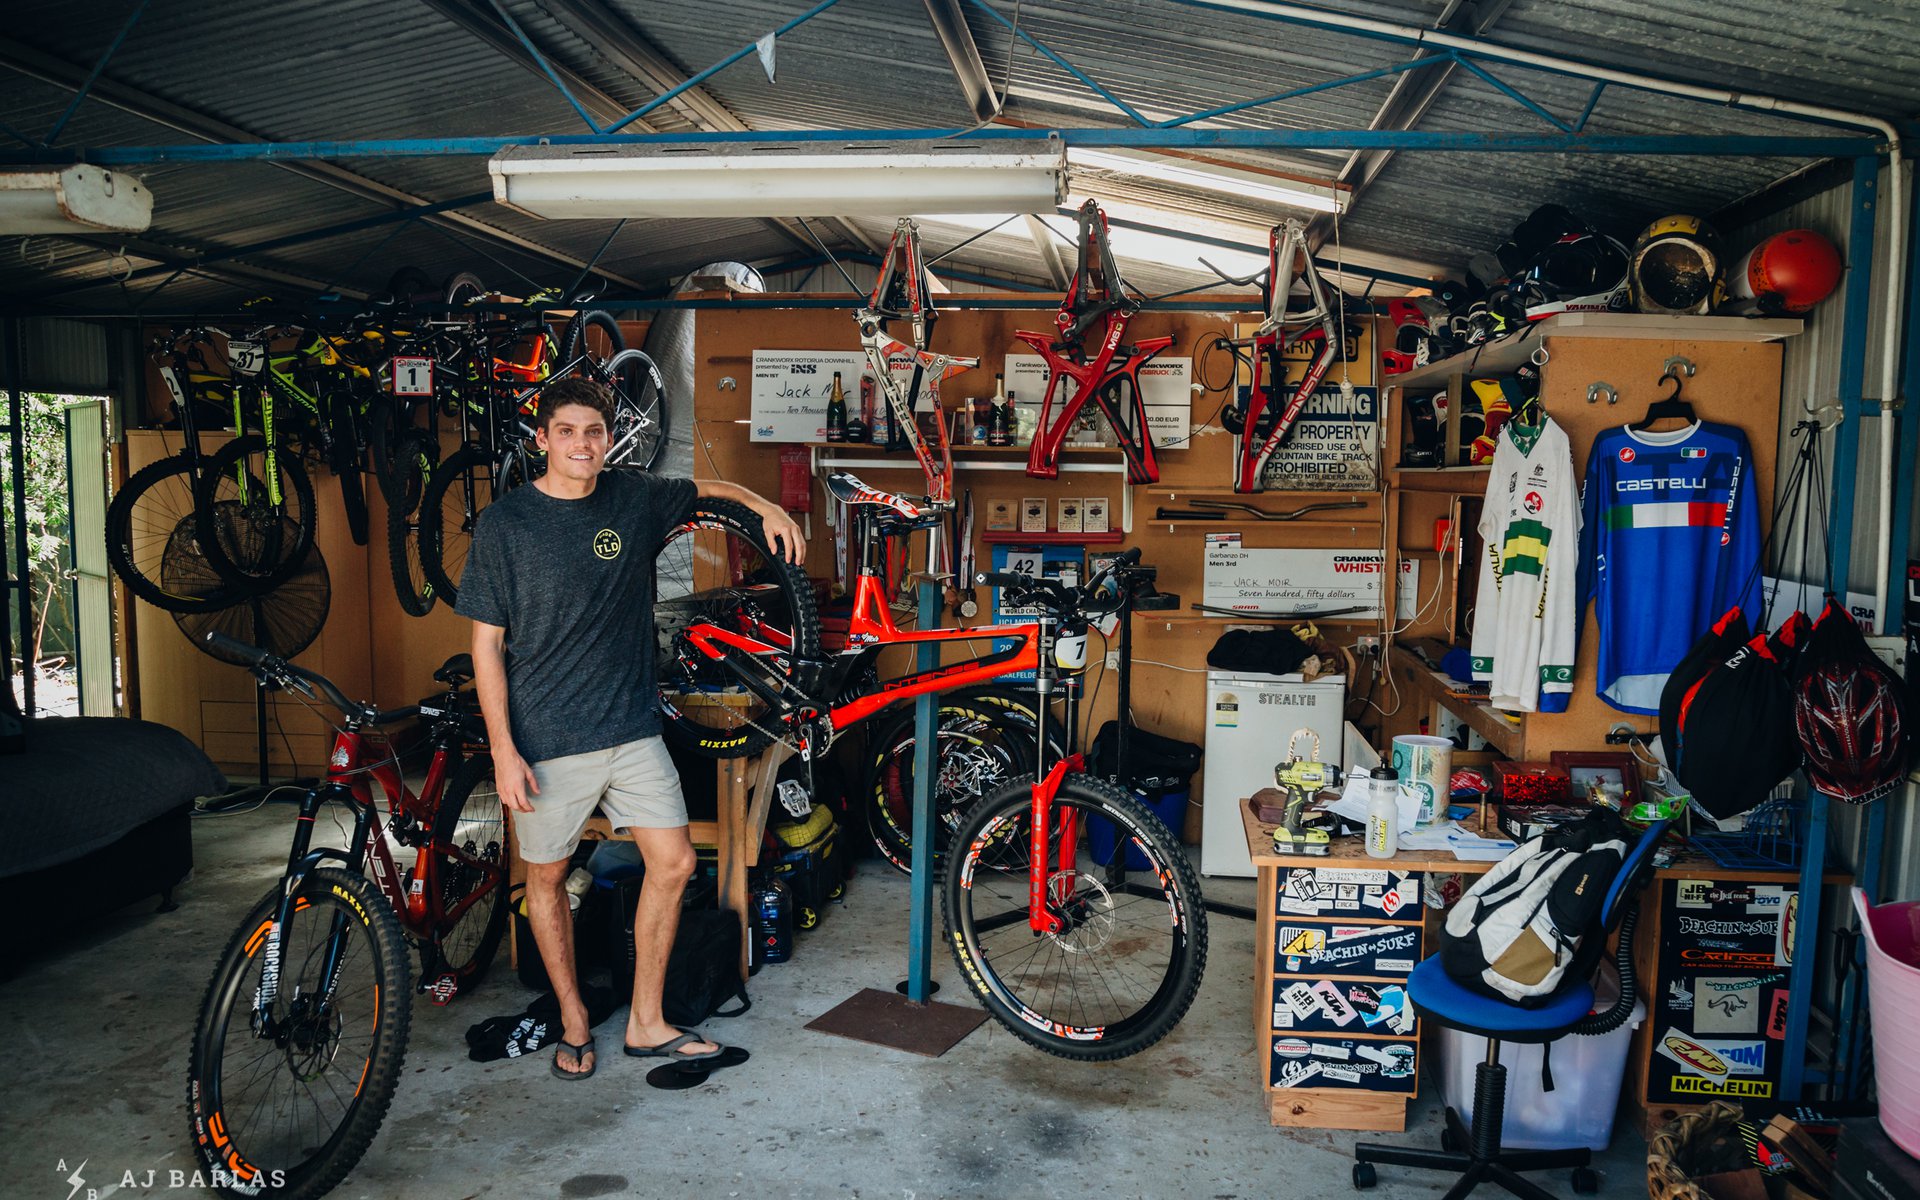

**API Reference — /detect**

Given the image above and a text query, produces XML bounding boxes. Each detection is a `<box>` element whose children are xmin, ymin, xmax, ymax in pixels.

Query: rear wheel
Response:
<box><xmin>386</xmin><ymin>433</ymin><xmax>439</xmax><ymax>617</ymax></box>
<box><xmin>605</xmin><ymin>348</ymin><xmax>669</xmax><ymax>472</ymax></box>
<box><xmin>187</xmin><ymin>867</ymin><xmax>411</xmax><ymax>1199</ymax></box>
<box><xmin>655</xmin><ymin>498</ymin><xmax>825</xmax><ymax>759</ymax></box>
<box><xmin>942</xmin><ymin>774</ymin><xmax>1207</xmax><ymax>1060</ymax></box>
<box><xmin>107</xmin><ymin>452</ymin><xmax>252</xmax><ymax>612</ymax></box>
<box><xmin>864</xmin><ymin>687</ymin><xmax>1062</xmax><ymax>874</ymax></box>
<box><xmin>426</xmin><ymin>756</ymin><xmax>508</xmax><ymax>984</ymax></box>
<box><xmin>559</xmin><ymin>308</ymin><xmax>622</xmax><ymax>375</ymax></box>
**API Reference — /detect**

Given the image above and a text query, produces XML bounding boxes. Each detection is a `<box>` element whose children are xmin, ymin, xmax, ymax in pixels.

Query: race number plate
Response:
<box><xmin>227</xmin><ymin>338</ymin><xmax>266</xmax><ymax>377</ymax></box>
<box><xmin>391</xmin><ymin>356</ymin><xmax>434</xmax><ymax>396</ymax></box>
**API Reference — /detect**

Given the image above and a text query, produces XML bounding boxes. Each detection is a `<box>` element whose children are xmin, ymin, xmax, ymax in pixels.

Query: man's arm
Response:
<box><xmin>471</xmin><ymin>619</ymin><xmax>539</xmax><ymax>813</ymax></box>
<box><xmin>695</xmin><ymin>479</ymin><xmax>806</xmax><ymax>564</ymax></box>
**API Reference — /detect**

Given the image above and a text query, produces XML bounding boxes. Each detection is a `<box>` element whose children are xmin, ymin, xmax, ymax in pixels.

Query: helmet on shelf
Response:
<box><xmin>1722</xmin><ymin>229</ymin><xmax>1843</xmax><ymax>315</ymax></box>
<box><xmin>1631</xmin><ymin>215</ymin><xmax>1724</xmax><ymax>315</ymax></box>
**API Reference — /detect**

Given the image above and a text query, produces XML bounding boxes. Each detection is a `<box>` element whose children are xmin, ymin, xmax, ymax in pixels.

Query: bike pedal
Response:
<box><xmin>424</xmin><ymin>973</ymin><xmax>461</xmax><ymax>1006</ymax></box>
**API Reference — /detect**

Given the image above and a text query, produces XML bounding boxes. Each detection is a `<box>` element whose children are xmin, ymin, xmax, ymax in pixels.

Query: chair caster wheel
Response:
<box><xmin>1440</xmin><ymin>1127</ymin><xmax>1459</xmax><ymax>1152</ymax></box>
<box><xmin>1352</xmin><ymin>1163</ymin><xmax>1377</xmax><ymax>1190</ymax></box>
<box><xmin>1571</xmin><ymin>1166</ymin><xmax>1599</xmax><ymax>1194</ymax></box>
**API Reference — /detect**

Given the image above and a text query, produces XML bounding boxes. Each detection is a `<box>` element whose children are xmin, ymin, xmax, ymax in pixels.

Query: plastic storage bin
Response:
<box><xmin>1086</xmin><ymin>788</ymin><xmax>1188</xmax><ymax>871</ymax></box>
<box><xmin>1437</xmin><ymin>998</ymin><xmax>1645</xmax><ymax>1151</ymax></box>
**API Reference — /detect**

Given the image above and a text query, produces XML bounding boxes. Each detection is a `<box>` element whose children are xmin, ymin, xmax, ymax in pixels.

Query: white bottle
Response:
<box><xmin>1366</xmin><ymin>766</ymin><xmax>1399</xmax><ymax>860</ymax></box>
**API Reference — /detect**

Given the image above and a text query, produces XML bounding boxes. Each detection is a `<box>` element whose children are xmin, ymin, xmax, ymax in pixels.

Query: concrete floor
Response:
<box><xmin>3</xmin><ymin>805</ymin><xmax>1652</xmax><ymax>1199</ymax></box>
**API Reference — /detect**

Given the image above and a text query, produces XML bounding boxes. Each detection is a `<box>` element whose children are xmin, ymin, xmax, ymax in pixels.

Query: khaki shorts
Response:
<box><xmin>516</xmin><ymin>736</ymin><xmax>687</xmax><ymax>864</ymax></box>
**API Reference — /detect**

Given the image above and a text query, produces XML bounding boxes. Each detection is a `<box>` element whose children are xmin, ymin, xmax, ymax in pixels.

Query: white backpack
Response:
<box><xmin>1439</xmin><ymin>809</ymin><xmax>1630</xmax><ymax>1005</ymax></box>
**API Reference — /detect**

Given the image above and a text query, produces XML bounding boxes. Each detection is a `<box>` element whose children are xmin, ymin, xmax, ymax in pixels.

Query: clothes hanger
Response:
<box><xmin>1629</xmin><ymin>366</ymin><xmax>1698</xmax><ymax>431</ymax></box>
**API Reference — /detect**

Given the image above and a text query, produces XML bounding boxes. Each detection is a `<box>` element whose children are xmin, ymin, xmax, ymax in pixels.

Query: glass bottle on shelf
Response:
<box><xmin>824</xmin><ymin>371</ymin><xmax>846</xmax><ymax>443</ymax></box>
<box><xmin>859</xmin><ymin>374</ymin><xmax>877</xmax><ymax>443</ymax></box>
<box><xmin>987</xmin><ymin>376</ymin><xmax>1014</xmax><ymax>446</ymax></box>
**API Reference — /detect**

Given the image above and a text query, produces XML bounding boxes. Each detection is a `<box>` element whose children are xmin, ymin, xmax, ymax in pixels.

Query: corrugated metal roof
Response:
<box><xmin>3</xmin><ymin>0</ymin><xmax>1915</xmax><ymax>314</ymax></box>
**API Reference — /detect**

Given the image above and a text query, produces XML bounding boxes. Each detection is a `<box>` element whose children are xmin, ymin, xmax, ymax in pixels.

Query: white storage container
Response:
<box><xmin>1436</xmin><ymin>998</ymin><xmax>1645</xmax><ymax>1151</ymax></box>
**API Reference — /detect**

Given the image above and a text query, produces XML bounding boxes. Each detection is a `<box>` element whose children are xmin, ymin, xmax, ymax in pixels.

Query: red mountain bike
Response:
<box><xmin>654</xmin><ymin>476</ymin><xmax>1207</xmax><ymax>1059</ymax></box>
<box><xmin>187</xmin><ymin>637</ymin><xmax>506</xmax><ymax>1199</ymax></box>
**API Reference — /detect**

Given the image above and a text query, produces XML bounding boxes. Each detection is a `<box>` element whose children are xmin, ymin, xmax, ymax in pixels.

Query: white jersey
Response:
<box><xmin>1469</xmin><ymin>417</ymin><xmax>1581</xmax><ymax>713</ymax></box>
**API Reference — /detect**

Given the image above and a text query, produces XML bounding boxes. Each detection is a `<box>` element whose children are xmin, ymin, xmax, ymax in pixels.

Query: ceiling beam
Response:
<box><xmin>0</xmin><ymin>34</ymin><xmax>646</xmax><ymax>290</ymax></box>
<box><xmin>30</xmin><ymin>234</ymin><xmax>368</xmax><ymax>300</ymax></box>
<box><xmin>923</xmin><ymin>0</ymin><xmax>1001</xmax><ymax>125</ymax></box>
<box><xmin>1022</xmin><ymin>215</ymin><xmax>1069</xmax><ymax>289</ymax></box>
<box><xmin>527</xmin><ymin>0</ymin><xmax>881</xmax><ymax>257</ymax></box>
<box><xmin>1304</xmin><ymin>0</ymin><xmax>1511</xmax><ymax>252</ymax></box>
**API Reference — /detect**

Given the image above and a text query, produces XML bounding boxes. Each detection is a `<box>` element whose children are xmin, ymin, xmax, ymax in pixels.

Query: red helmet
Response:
<box><xmin>1794</xmin><ymin>601</ymin><xmax>1912</xmax><ymax>804</ymax></box>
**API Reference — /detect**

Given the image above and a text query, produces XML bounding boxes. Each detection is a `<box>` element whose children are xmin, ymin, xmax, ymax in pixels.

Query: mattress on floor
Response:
<box><xmin>0</xmin><ymin>716</ymin><xmax>226</xmax><ymax>876</ymax></box>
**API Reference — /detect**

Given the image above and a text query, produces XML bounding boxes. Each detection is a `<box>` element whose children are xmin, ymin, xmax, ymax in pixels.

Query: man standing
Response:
<box><xmin>459</xmin><ymin>377</ymin><xmax>804</xmax><ymax>1079</ymax></box>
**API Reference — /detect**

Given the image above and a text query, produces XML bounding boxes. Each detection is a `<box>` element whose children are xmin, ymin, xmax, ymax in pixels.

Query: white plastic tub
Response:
<box><xmin>1437</xmin><ymin>998</ymin><xmax>1646</xmax><ymax>1151</ymax></box>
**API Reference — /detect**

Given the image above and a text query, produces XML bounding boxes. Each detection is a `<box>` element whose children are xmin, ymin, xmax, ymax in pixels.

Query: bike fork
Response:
<box><xmin>253</xmin><ymin>786</ymin><xmax>371</xmax><ymax>1029</ymax></box>
<box><xmin>1028</xmin><ymin>757</ymin><xmax>1078</xmax><ymax>935</ymax></box>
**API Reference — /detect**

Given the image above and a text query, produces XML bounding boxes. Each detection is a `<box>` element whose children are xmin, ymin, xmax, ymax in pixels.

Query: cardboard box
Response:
<box><xmin>1083</xmin><ymin>495</ymin><xmax>1110</xmax><ymax>533</ymax></box>
<box><xmin>1020</xmin><ymin>497</ymin><xmax>1048</xmax><ymax>534</ymax></box>
<box><xmin>1056</xmin><ymin>497</ymin><xmax>1082</xmax><ymax>534</ymax></box>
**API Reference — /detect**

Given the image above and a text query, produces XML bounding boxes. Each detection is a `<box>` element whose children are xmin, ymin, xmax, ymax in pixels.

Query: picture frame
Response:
<box><xmin>1549</xmin><ymin>751</ymin><xmax>1642</xmax><ymax>808</ymax></box>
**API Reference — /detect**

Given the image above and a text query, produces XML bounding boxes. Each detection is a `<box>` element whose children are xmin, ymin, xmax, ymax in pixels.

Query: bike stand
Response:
<box><xmin>807</xmin><ymin>576</ymin><xmax>986</xmax><ymax>1057</ymax></box>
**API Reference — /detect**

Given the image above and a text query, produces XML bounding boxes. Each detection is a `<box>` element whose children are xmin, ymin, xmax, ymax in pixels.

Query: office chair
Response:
<box><xmin>1352</xmin><ymin>818</ymin><xmax>1671</xmax><ymax>1198</ymax></box>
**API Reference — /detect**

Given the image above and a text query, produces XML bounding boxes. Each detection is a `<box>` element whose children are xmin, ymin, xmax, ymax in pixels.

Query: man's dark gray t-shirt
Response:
<box><xmin>455</xmin><ymin>470</ymin><xmax>697</xmax><ymax>764</ymax></box>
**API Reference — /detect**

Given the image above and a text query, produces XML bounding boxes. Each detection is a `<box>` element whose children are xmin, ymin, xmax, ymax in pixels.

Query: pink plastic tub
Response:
<box><xmin>1854</xmin><ymin>887</ymin><xmax>1920</xmax><ymax>1157</ymax></box>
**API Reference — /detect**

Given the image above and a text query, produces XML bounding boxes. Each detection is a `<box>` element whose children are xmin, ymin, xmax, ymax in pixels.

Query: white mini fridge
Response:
<box><xmin>1201</xmin><ymin>671</ymin><xmax>1347</xmax><ymax>878</ymax></box>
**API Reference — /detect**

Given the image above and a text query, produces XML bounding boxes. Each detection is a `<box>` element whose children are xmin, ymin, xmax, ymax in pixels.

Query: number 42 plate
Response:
<box><xmin>390</xmin><ymin>356</ymin><xmax>434</xmax><ymax>396</ymax></box>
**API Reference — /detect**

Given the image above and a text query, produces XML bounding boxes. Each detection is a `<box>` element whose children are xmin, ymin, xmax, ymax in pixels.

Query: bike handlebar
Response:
<box><xmin>204</xmin><ymin>632</ymin><xmax>419</xmax><ymax>726</ymax></box>
<box><xmin>976</xmin><ymin>548</ymin><xmax>1144</xmax><ymax>615</ymax></box>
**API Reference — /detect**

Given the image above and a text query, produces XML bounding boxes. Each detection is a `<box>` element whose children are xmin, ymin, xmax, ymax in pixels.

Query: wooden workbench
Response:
<box><xmin>507</xmin><ymin>746</ymin><xmax>793</xmax><ymax>981</ymax></box>
<box><xmin>1242</xmin><ymin>801</ymin><xmax>1848</xmax><ymax>1136</ymax></box>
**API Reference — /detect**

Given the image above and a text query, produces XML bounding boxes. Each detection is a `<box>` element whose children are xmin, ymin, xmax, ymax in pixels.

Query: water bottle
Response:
<box><xmin>1367</xmin><ymin>766</ymin><xmax>1399</xmax><ymax>860</ymax></box>
<box><xmin>752</xmin><ymin>877</ymin><xmax>793</xmax><ymax>964</ymax></box>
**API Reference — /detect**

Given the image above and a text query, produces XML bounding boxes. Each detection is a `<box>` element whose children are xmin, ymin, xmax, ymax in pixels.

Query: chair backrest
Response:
<box><xmin>1600</xmin><ymin>818</ymin><xmax>1672</xmax><ymax>929</ymax></box>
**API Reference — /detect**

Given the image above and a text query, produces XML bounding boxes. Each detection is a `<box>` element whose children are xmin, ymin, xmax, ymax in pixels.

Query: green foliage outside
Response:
<box><xmin>0</xmin><ymin>391</ymin><xmax>77</xmax><ymax>666</ymax></box>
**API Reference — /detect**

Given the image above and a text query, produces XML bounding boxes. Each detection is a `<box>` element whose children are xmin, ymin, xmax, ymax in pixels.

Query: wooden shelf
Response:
<box><xmin>1146</xmin><ymin>518</ymin><xmax>1382</xmax><ymax>529</ymax></box>
<box><xmin>1399</xmin><ymin>661</ymin><xmax>1524</xmax><ymax>758</ymax></box>
<box><xmin>1389</xmin><ymin>466</ymin><xmax>1489</xmax><ymax>494</ymax></box>
<box><xmin>1385</xmin><ymin>312</ymin><xmax>1802</xmax><ymax>390</ymax></box>
<box><xmin>800</xmin><ymin>441</ymin><xmax>1111</xmax><ymax>454</ymax></box>
<box><xmin>1141</xmin><ymin>485</ymin><xmax>1372</xmax><ymax>501</ymax></box>
<box><xmin>1149</xmin><ymin>613</ymin><xmax>1380</xmax><ymax>627</ymax></box>
<box><xmin>981</xmin><ymin>530</ymin><xmax>1126</xmax><ymax>545</ymax></box>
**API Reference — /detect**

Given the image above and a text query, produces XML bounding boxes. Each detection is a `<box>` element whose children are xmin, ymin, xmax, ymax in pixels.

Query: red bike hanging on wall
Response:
<box><xmin>855</xmin><ymin>218</ymin><xmax>977</xmax><ymax>503</ymax></box>
<box><xmin>1215</xmin><ymin>218</ymin><xmax>1350</xmax><ymax>493</ymax></box>
<box><xmin>1019</xmin><ymin>199</ymin><xmax>1172</xmax><ymax>485</ymax></box>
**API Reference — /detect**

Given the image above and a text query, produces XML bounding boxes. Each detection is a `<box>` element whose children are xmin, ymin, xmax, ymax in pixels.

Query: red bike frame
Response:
<box><xmin>1232</xmin><ymin>219</ymin><xmax>1341</xmax><ymax>493</ymax></box>
<box><xmin>1021</xmin><ymin>200</ymin><xmax>1172</xmax><ymax>485</ymax></box>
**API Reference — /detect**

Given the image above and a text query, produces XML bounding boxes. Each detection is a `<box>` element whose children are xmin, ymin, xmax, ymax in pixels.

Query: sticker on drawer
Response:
<box><xmin>1271</xmin><ymin>977</ymin><xmax>1417</xmax><ymax>1035</ymax></box>
<box><xmin>1275</xmin><ymin>920</ymin><xmax>1423</xmax><ymax>975</ymax></box>
<box><xmin>1278</xmin><ymin>867</ymin><xmax>1420</xmax><ymax>918</ymax></box>
<box><xmin>1271</xmin><ymin>1035</ymin><xmax>1418</xmax><ymax>1092</ymax></box>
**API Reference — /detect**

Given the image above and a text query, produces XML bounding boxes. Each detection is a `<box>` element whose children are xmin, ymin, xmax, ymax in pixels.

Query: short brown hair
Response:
<box><xmin>536</xmin><ymin>376</ymin><xmax>615</xmax><ymax>432</ymax></box>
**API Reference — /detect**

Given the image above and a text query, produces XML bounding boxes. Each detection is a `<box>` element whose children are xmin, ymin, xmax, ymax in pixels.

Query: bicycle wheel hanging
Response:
<box><xmin>559</xmin><ymin>308</ymin><xmax>622</xmax><ymax>373</ymax></box>
<box><xmin>417</xmin><ymin>444</ymin><xmax>497</xmax><ymax>608</ymax></box>
<box><xmin>942</xmin><ymin>774</ymin><xmax>1208</xmax><ymax>1061</ymax></box>
<box><xmin>654</xmin><ymin>498</ymin><xmax>827</xmax><ymax>758</ymax></box>
<box><xmin>107</xmin><ymin>451</ymin><xmax>255</xmax><ymax>613</ymax></box>
<box><xmin>385</xmin><ymin>432</ymin><xmax>439</xmax><ymax>617</ymax></box>
<box><xmin>194</xmin><ymin>434</ymin><xmax>318</xmax><ymax>591</ymax></box>
<box><xmin>426</xmin><ymin>755</ymin><xmax>508</xmax><ymax>985</ymax></box>
<box><xmin>168</xmin><ymin>513</ymin><xmax>330</xmax><ymax>664</ymax></box>
<box><xmin>187</xmin><ymin>868</ymin><xmax>411</xmax><ymax>1200</ymax></box>
<box><xmin>605</xmin><ymin>348</ymin><xmax>670</xmax><ymax>472</ymax></box>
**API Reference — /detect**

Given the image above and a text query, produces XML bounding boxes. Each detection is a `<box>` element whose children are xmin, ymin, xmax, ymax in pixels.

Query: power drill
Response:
<box><xmin>1271</xmin><ymin>729</ymin><xmax>1334</xmax><ymax>856</ymax></box>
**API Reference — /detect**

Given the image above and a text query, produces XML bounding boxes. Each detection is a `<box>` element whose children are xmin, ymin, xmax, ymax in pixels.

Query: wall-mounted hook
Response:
<box><xmin>1662</xmin><ymin>356</ymin><xmax>1696</xmax><ymax>379</ymax></box>
<box><xmin>1530</xmin><ymin>345</ymin><xmax>1550</xmax><ymax>367</ymax></box>
<box><xmin>718</xmin><ymin>376</ymin><xmax>737</xmax><ymax>391</ymax></box>
<box><xmin>1587</xmin><ymin>381</ymin><xmax>1619</xmax><ymax>406</ymax></box>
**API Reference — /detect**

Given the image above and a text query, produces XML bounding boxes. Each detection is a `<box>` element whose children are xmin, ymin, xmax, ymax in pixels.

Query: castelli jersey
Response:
<box><xmin>1577</xmin><ymin>421</ymin><xmax>1762</xmax><ymax>714</ymax></box>
<box><xmin>1470</xmin><ymin>418</ymin><xmax>1581</xmax><ymax>713</ymax></box>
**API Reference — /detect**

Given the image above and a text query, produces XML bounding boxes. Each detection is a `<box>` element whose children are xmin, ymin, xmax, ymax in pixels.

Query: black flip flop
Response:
<box><xmin>646</xmin><ymin>1047</ymin><xmax>750</xmax><ymax>1090</ymax></box>
<box><xmin>623</xmin><ymin>1030</ymin><xmax>723</xmax><ymax>1063</ymax></box>
<box><xmin>551</xmin><ymin>1036</ymin><xmax>597</xmax><ymax>1081</ymax></box>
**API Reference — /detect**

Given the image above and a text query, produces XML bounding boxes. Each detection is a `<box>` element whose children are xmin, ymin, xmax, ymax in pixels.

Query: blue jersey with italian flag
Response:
<box><xmin>1576</xmin><ymin>421</ymin><xmax>1762</xmax><ymax>713</ymax></box>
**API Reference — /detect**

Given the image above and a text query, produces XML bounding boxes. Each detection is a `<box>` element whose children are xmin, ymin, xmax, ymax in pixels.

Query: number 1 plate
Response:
<box><xmin>391</xmin><ymin>356</ymin><xmax>434</xmax><ymax>396</ymax></box>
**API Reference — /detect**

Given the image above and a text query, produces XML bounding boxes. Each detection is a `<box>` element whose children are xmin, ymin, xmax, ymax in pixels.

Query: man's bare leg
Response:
<box><xmin>624</xmin><ymin>825</ymin><xmax>718</xmax><ymax>1056</ymax></box>
<box><xmin>525</xmin><ymin>857</ymin><xmax>594</xmax><ymax>1074</ymax></box>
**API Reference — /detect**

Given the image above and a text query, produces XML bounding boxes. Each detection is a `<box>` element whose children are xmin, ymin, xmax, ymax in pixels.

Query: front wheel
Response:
<box><xmin>426</xmin><ymin>755</ymin><xmax>508</xmax><ymax>984</ymax></box>
<box><xmin>187</xmin><ymin>868</ymin><xmax>412</xmax><ymax>1199</ymax></box>
<box><xmin>418</xmin><ymin>444</ymin><xmax>496</xmax><ymax>609</ymax></box>
<box><xmin>942</xmin><ymin>773</ymin><xmax>1207</xmax><ymax>1060</ymax></box>
<box><xmin>194</xmin><ymin>434</ymin><xmax>318</xmax><ymax>592</ymax></box>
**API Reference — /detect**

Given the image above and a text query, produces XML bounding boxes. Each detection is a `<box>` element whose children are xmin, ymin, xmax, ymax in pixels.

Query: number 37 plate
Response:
<box><xmin>390</xmin><ymin>356</ymin><xmax>434</xmax><ymax>396</ymax></box>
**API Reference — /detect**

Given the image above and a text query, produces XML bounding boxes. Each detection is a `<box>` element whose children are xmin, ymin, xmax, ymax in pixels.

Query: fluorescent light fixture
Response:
<box><xmin>1067</xmin><ymin>147</ymin><xmax>1344</xmax><ymax>214</ymax></box>
<box><xmin>490</xmin><ymin>138</ymin><xmax>1065</xmax><ymax>219</ymax></box>
<box><xmin>0</xmin><ymin>165</ymin><xmax>151</xmax><ymax>234</ymax></box>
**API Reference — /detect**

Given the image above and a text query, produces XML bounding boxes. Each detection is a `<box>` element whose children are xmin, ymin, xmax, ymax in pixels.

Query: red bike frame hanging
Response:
<box><xmin>1020</xmin><ymin>200</ymin><xmax>1171</xmax><ymax>486</ymax></box>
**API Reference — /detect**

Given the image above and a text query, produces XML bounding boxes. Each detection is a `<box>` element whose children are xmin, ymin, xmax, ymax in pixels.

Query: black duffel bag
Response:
<box><xmin>1089</xmin><ymin>721</ymin><xmax>1202</xmax><ymax>792</ymax></box>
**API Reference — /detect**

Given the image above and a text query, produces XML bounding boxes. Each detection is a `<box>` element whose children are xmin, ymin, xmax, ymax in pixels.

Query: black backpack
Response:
<box><xmin>660</xmin><ymin>908</ymin><xmax>751</xmax><ymax>1027</ymax></box>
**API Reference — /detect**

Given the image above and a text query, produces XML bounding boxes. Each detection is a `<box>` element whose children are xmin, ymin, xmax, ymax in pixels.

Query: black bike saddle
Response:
<box><xmin>434</xmin><ymin>653</ymin><xmax>474</xmax><ymax>686</ymax></box>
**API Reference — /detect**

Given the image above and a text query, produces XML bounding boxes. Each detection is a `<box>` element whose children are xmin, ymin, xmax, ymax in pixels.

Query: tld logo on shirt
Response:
<box><xmin>593</xmin><ymin>528</ymin><xmax>622</xmax><ymax>560</ymax></box>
